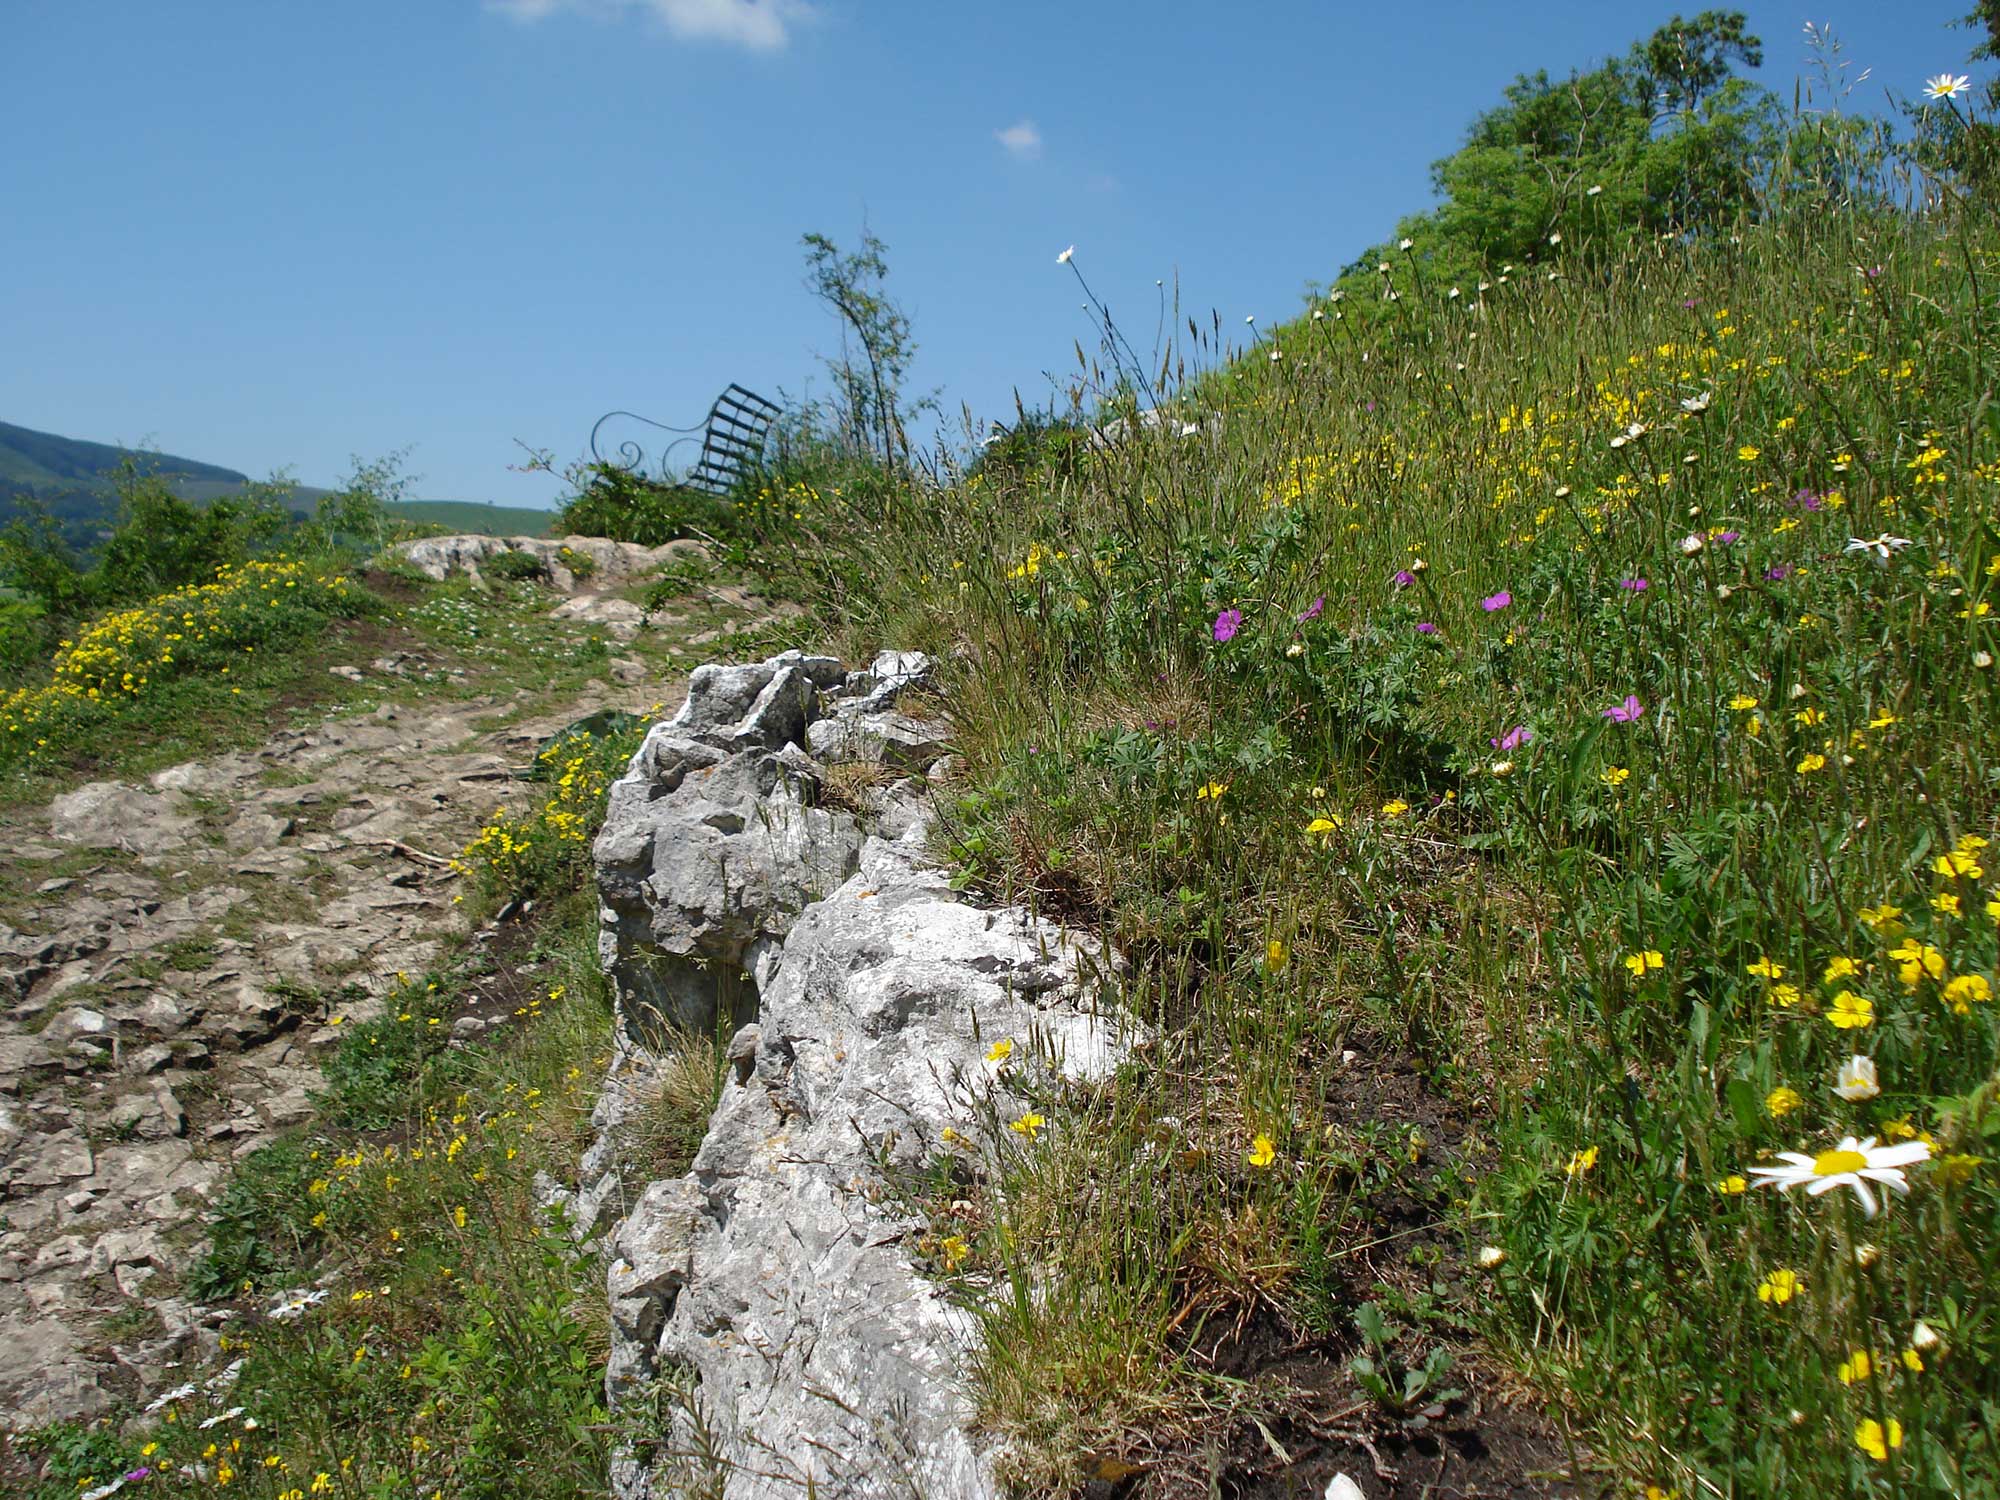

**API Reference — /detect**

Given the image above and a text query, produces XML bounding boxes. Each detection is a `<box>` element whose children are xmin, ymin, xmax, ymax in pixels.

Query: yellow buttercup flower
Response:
<box><xmin>1756</xmin><ymin>1268</ymin><xmax>1800</xmax><ymax>1305</ymax></box>
<box><xmin>1247</xmin><ymin>1133</ymin><xmax>1277</xmax><ymax>1168</ymax></box>
<box><xmin>1827</xmin><ymin>991</ymin><xmax>1874</xmax><ymax>1029</ymax></box>
<box><xmin>1942</xmin><ymin>974</ymin><xmax>1991</xmax><ymax>1014</ymax></box>
<box><xmin>1625</xmin><ymin>950</ymin><xmax>1665</xmax><ymax>976</ymax></box>
<box><xmin>1856</xmin><ymin>1419</ymin><xmax>1903</xmax><ymax>1461</ymax></box>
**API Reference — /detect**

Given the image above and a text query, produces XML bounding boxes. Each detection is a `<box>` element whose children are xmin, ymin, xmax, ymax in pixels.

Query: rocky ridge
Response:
<box><xmin>576</xmin><ymin>651</ymin><xmax>1133</xmax><ymax>1499</ymax></box>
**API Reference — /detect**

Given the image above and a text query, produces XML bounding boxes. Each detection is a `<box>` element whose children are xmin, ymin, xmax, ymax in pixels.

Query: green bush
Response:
<box><xmin>555</xmin><ymin>462</ymin><xmax>741</xmax><ymax>546</ymax></box>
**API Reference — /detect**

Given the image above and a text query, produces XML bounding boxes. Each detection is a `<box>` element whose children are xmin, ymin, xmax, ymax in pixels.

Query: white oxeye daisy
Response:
<box><xmin>1925</xmin><ymin>73</ymin><xmax>1972</xmax><ymax>101</ymax></box>
<box><xmin>1845</xmin><ymin>533</ymin><xmax>1912</xmax><ymax>563</ymax></box>
<box><xmin>1056</xmin><ymin>245</ymin><xmax>1074</xmax><ymax>264</ymax></box>
<box><xmin>1448</xmin><ymin>286</ymin><xmax>1461</xmax><ymax>299</ymax></box>
<box><xmin>1245</xmin><ymin>313</ymin><xmax>1256</xmax><ymax>324</ymax></box>
<box><xmin>1587</xmin><ymin>184</ymin><xmax>1604</xmax><ymax>196</ymax></box>
<box><xmin>1477</xmin><ymin>280</ymin><xmax>1491</xmax><ymax>292</ymax></box>
<box><xmin>1835</xmin><ymin>1055</ymin><xmax>1880</xmax><ymax>1101</ymax></box>
<box><xmin>145</xmin><ymin>1381</ymin><xmax>198</xmax><ymax>1413</ymax></box>
<box><xmin>1747</xmin><ymin>1135</ymin><xmax>1932</xmax><ymax>1217</ymax></box>
<box><xmin>1312</xmin><ymin>308</ymin><xmax>1325</xmax><ymax>320</ymax></box>
<box><xmin>1549</xmin><ymin>231</ymin><xmax>1562</xmax><ymax>245</ymax></box>
<box><xmin>1269</xmin><ymin>348</ymin><xmax>1282</xmax><ymax>361</ymax></box>
<box><xmin>1399</xmin><ymin>237</ymin><xmax>1414</xmax><ymax>251</ymax></box>
<box><xmin>1680</xmin><ymin>390</ymin><xmax>1712</xmax><ymax>413</ymax></box>
<box><xmin>1680</xmin><ymin>533</ymin><xmax>1705</xmax><ymax>555</ymax></box>
<box><xmin>1478</xmin><ymin>1245</ymin><xmax>1507</xmax><ymax>1268</ymax></box>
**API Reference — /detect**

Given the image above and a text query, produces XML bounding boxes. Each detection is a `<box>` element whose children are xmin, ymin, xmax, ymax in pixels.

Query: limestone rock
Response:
<box><xmin>593</xmin><ymin>651</ymin><xmax>859</xmax><ymax>1037</ymax></box>
<box><xmin>396</xmin><ymin>534</ymin><xmax>694</xmax><ymax>593</ymax></box>
<box><xmin>49</xmin><ymin>781</ymin><xmax>197</xmax><ymax>856</ymax></box>
<box><xmin>592</xmin><ymin>648</ymin><xmax>1132</xmax><ymax>1500</ymax></box>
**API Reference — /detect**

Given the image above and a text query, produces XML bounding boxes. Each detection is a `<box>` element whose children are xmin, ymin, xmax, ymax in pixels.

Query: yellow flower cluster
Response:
<box><xmin>1</xmin><ymin>559</ymin><xmax>352</xmax><ymax>754</ymax></box>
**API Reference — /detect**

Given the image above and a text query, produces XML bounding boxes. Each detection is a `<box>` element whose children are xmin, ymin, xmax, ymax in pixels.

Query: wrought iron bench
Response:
<box><xmin>588</xmin><ymin>383</ymin><xmax>781</xmax><ymax>496</ymax></box>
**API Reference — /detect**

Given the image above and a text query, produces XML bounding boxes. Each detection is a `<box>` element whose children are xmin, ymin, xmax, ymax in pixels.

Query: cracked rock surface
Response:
<box><xmin>0</xmin><ymin>684</ymin><xmax>672</xmax><ymax>1429</ymax></box>
<box><xmin>586</xmin><ymin>651</ymin><xmax>1132</xmax><ymax>1499</ymax></box>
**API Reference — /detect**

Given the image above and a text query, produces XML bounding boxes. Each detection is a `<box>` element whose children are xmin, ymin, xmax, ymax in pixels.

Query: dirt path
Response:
<box><xmin>0</xmin><ymin>550</ymin><xmax>727</xmax><ymax>1429</ymax></box>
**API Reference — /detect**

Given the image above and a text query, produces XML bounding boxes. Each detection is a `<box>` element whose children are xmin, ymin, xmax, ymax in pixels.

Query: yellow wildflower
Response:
<box><xmin>1856</xmin><ymin>1419</ymin><xmax>1903</xmax><ymax>1461</ymax></box>
<box><xmin>1756</xmin><ymin>1268</ymin><xmax>1800</xmax><ymax>1305</ymax></box>
<box><xmin>1827</xmin><ymin>991</ymin><xmax>1874</xmax><ymax>1029</ymax></box>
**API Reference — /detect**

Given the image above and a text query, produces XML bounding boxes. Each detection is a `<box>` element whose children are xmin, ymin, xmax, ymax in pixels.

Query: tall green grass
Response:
<box><xmin>762</xmin><ymin>179</ymin><xmax>2000</xmax><ymax>1495</ymax></box>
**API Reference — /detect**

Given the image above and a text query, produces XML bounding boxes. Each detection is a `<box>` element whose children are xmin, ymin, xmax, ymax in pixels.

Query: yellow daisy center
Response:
<box><xmin>1814</xmin><ymin>1149</ymin><xmax>1869</xmax><ymax>1176</ymax></box>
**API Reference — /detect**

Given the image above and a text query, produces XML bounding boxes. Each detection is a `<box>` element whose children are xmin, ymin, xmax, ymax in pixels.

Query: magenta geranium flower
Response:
<box><xmin>1490</xmin><ymin>725</ymin><xmax>1534</xmax><ymax>751</ymax></box>
<box><xmin>1416</xmin><ymin>621</ymin><xmax>1439</xmax><ymax>635</ymax></box>
<box><xmin>1298</xmin><ymin>596</ymin><xmax>1325</xmax><ymax>623</ymax></box>
<box><xmin>1602</xmin><ymin>695</ymin><xmax>1645</xmax><ymax>723</ymax></box>
<box><xmin>1392</xmin><ymin>569</ymin><xmax>1416</xmax><ymax>588</ymax></box>
<box><xmin>1765</xmin><ymin>563</ymin><xmax>1794</xmax><ymax>581</ymax></box>
<box><xmin>1714</xmin><ymin>530</ymin><xmax>1741</xmax><ymax>545</ymax></box>
<box><xmin>1619</xmin><ymin>577</ymin><xmax>1649</xmax><ymax>592</ymax></box>
<box><xmin>1482</xmin><ymin>591</ymin><xmax>1512</xmax><ymax>612</ymax></box>
<box><xmin>1213</xmin><ymin>609</ymin><xmax>1242</xmax><ymax>642</ymax></box>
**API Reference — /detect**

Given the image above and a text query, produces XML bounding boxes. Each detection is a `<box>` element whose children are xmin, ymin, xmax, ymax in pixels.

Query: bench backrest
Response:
<box><xmin>687</xmin><ymin>385</ymin><xmax>782</xmax><ymax>496</ymax></box>
<box><xmin>588</xmin><ymin>383</ymin><xmax>781</xmax><ymax>495</ymax></box>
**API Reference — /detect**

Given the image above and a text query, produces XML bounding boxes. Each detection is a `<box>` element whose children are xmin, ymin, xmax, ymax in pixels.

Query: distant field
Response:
<box><xmin>388</xmin><ymin>499</ymin><xmax>557</xmax><ymax>537</ymax></box>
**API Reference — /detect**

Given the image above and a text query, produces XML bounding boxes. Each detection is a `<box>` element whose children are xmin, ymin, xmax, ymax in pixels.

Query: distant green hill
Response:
<box><xmin>382</xmin><ymin>499</ymin><xmax>556</xmax><ymax>537</ymax></box>
<box><xmin>0</xmin><ymin>420</ymin><xmax>554</xmax><ymax>549</ymax></box>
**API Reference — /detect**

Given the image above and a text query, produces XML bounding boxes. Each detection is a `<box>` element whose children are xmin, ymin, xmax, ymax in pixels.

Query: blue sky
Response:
<box><xmin>1</xmin><ymin>1</ymin><xmax>1980</xmax><ymax>505</ymax></box>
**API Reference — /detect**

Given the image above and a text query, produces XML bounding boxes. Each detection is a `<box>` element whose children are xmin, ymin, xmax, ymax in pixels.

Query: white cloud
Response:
<box><xmin>995</xmin><ymin>119</ymin><xmax>1043</xmax><ymax>160</ymax></box>
<box><xmin>487</xmin><ymin>0</ymin><xmax>814</xmax><ymax>51</ymax></box>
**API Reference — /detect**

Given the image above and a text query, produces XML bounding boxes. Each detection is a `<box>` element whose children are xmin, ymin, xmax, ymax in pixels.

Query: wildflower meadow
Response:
<box><xmin>730</xmin><ymin>87</ymin><xmax>2000</xmax><ymax>1499</ymax></box>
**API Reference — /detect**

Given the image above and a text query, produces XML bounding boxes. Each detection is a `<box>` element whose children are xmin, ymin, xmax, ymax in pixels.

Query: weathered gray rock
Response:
<box><xmin>396</xmin><ymin>533</ymin><xmax>703</xmax><ymax>593</ymax></box>
<box><xmin>594</xmin><ymin>651</ymin><xmax>860</xmax><ymax>1037</ymax></box>
<box><xmin>591</xmin><ymin>649</ymin><xmax>1131</xmax><ymax>1500</ymax></box>
<box><xmin>49</xmin><ymin>781</ymin><xmax>197</xmax><ymax>855</ymax></box>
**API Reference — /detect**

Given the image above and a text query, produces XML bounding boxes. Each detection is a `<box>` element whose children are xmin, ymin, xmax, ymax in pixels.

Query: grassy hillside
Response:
<box><xmin>759</xmin><ymin>191</ymin><xmax>2000</xmax><ymax>1496</ymax></box>
<box><xmin>0</xmin><ymin>419</ymin><xmax>247</xmax><ymax>491</ymax></box>
<box><xmin>386</xmin><ymin>498</ymin><xmax>556</xmax><ymax>536</ymax></box>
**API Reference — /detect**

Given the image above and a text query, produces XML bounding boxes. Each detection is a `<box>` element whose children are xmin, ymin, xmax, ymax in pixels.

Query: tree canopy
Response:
<box><xmin>1338</xmin><ymin>12</ymin><xmax>1775</xmax><ymax>285</ymax></box>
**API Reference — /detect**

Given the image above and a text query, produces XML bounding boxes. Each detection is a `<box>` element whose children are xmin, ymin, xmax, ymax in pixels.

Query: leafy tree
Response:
<box><xmin>0</xmin><ymin>503</ymin><xmax>91</xmax><ymax>619</ymax></box>
<box><xmin>1339</xmin><ymin>12</ymin><xmax>1775</xmax><ymax>286</ymax></box>
<box><xmin>91</xmin><ymin>463</ymin><xmax>291</xmax><ymax>604</ymax></box>
<box><xmin>801</xmin><ymin>229</ymin><xmax>930</xmax><ymax>472</ymax></box>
